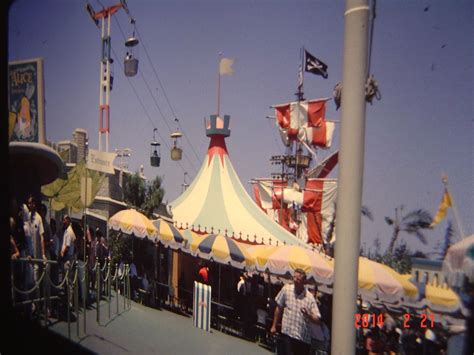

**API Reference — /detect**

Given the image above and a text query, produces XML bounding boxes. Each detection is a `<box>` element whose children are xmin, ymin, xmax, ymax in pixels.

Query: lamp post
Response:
<box><xmin>115</xmin><ymin>148</ymin><xmax>132</xmax><ymax>170</ymax></box>
<box><xmin>115</xmin><ymin>148</ymin><xmax>132</xmax><ymax>194</ymax></box>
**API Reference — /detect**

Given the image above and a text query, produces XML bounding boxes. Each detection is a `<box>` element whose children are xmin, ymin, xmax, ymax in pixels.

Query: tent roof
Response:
<box><xmin>169</xmin><ymin>131</ymin><xmax>306</xmax><ymax>247</ymax></box>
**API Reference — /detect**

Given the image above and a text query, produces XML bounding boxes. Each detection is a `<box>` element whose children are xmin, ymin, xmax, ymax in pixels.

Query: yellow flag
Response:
<box><xmin>430</xmin><ymin>189</ymin><xmax>452</xmax><ymax>227</ymax></box>
<box><xmin>219</xmin><ymin>58</ymin><xmax>234</xmax><ymax>76</ymax></box>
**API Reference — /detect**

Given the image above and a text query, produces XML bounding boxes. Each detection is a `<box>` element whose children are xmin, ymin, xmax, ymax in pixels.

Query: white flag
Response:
<box><xmin>219</xmin><ymin>58</ymin><xmax>234</xmax><ymax>76</ymax></box>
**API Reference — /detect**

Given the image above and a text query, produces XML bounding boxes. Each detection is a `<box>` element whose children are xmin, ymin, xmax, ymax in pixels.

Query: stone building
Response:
<box><xmin>56</xmin><ymin>140</ymin><xmax>78</xmax><ymax>164</ymax></box>
<box><xmin>72</xmin><ymin>128</ymin><xmax>88</xmax><ymax>163</ymax></box>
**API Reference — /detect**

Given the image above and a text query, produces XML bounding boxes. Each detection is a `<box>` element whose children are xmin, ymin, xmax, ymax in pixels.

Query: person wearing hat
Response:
<box><xmin>270</xmin><ymin>268</ymin><xmax>321</xmax><ymax>355</ymax></box>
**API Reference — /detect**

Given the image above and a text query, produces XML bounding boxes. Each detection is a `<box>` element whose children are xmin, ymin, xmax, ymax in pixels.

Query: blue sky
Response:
<box><xmin>8</xmin><ymin>0</ymin><xmax>473</xmax><ymax>257</ymax></box>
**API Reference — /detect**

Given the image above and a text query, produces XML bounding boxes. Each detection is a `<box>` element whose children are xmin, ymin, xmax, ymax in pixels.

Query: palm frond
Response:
<box><xmin>402</xmin><ymin>209</ymin><xmax>432</xmax><ymax>225</ymax></box>
<box><xmin>415</xmin><ymin>230</ymin><xmax>428</xmax><ymax>244</ymax></box>
<box><xmin>361</xmin><ymin>206</ymin><xmax>374</xmax><ymax>221</ymax></box>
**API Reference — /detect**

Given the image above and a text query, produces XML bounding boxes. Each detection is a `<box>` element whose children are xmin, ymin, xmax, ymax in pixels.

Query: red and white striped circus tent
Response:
<box><xmin>168</xmin><ymin>114</ymin><xmax>307</xmax><ymax>247</ymax></box>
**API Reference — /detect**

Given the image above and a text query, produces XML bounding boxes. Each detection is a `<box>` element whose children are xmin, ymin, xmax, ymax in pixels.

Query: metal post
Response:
<box><xmin>331</xmin><ymin>1</ymin><xmax>370</xmax><ymax>354</ymax></box>
<box><xmin>75</xmin><ymin>269</ymin><xmax>79</xmax><ymax>337</ymax></box>
<box><xmin>108</xmin><ymin>262</ymin><xmax>111</xmax><ymax>319</ymax></box>
<box><xmin>123</xmin><ymin>265</ymin><xmax>127</xmax><ymax>310</ymax></box>
<box><xmin>127</xmin><ymin>270</ymin><xmax>131</xmax><ymax>309</ymax></box>
<box><xmin>84</xmin><ymin>266</ymin><xmax>87</xmax><ymax>334</ymax></box>
<box><xmin>11</xmin><ymin>261</ymin><xmax>15</xmax><ymax>306</ymax></box>
<box><xmin>443</xmin><ymin>177</ymin><xmax>466</xmax><ymax>240</ymax></box>
<box><xmin>116</xmin><ymin>263</ymin><xmax>119</xmax><ymax>314</ymax></box>
<box><xmin>67</xmin><ymin>273</ymin><xmax>71</xmax><ymax>339</ymax></box>
<box><xmin>43</xmin><ymin>263</ymin><xmax>48</xmax><ymax>327</ymax></box>
<box><xmin>96</xmin><ymin>263</ymin><xmax>100</xmax><ymax>323</ymax></box>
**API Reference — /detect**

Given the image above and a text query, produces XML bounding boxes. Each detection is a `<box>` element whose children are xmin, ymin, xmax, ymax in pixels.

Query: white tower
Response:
<box><xmin>86</xmin><ymin>2</ymin><xmax>129</xmax><ymax>152</ymax></box>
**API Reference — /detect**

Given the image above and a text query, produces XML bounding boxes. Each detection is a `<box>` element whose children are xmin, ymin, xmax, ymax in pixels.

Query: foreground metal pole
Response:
<box><xmin>96</xmin><ymin>264</ymin><xmax>100</xmax><ymax>323</ymax></box>
<box><xmin>84</xmin><ymin>266</ymin><xmax>87</xmax><ymax>334</ymax></box>
<box><xmin>116</xmin><ymin>264</ymin><xmax>119</xmax><ymax>314</ymax></box>
<box><xmin>43</xmin><ymin>264</ymin><xmax>49</xmax><ymax>327</ymax></box>
<box><xmin>331</xmin><ymin>0</ymin><xmax>370</xmax><ymax>354</ymax></box>
<box><xmin>75</xmin><ymin>270</ymin><xmax>79</xmax><ymax>337</ymax></box>
<box><xmin>67</xmin><ymin>275</ymin><xmax>71</xmax><ymax>339</ymax></box>
<box><xmin>123</xmin><ymin>266</ymin><xmax>127</xmax><ymax>310</ymax></box>
<box><xmin>108</xmin><ymin>262</ymin><xmax>111</xmax><ymax>319</ymax></box>
<box><xmin>127</xmin><ymin>272</ymin><xmax>131</xmax><ymax>309</ymax></box>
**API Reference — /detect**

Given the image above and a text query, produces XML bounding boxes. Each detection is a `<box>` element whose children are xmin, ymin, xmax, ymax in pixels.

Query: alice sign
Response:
<box><xmin>8</xmin><ymin>58</ymin><xmax>45</xmax><ymax>143</ymax></box>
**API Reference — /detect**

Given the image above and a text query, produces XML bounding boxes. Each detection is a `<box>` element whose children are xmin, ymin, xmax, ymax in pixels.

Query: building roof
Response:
<box><xmin>73</xmin><ymin>128</ymin><xmax>88</xmax><ymax>134</ymax></box>
<box><xmin>411</xmin><ymin>257</ymin><xmax>443</xmax><ymax>270</ymax></box>
<box><xmin>168</xmin><ymin>115</ymin><xmax>306</xmax><ymax>247</ymax></box>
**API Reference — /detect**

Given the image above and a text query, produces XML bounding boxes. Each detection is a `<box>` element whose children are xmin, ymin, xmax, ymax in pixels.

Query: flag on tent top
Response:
<box><xmin>304</xmin><ymin>49</ymin><xmax>328</xmax><ymax>79</ymax></box>
<box><xmin>219</xmin><ymin>57</ymin><xmax>234</xmax><ymax>76</ymax></box>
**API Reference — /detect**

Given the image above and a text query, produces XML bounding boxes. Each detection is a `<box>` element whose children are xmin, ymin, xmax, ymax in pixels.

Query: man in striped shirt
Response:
<box><xmin>271</xmin><ymin>268</ymin><xmax>321</xmax><ymax>355</ymax></box>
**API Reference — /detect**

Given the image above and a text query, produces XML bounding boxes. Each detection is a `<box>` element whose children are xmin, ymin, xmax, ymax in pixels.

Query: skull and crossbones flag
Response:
<box><xmin>304</xmin><ymin>49</ymin><xmax>328</xmax><ymax>79</ymax></box>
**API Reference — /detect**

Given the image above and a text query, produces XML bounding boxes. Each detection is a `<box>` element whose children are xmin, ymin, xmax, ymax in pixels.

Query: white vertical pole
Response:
<box><xmin>444</xmin><ymin>178</ymin><xmax>466</xmax><ymax>240</ymax></box>
<box><xmin>105</xmin><ymin>14</ymin><xmax>112</xmax><ymax>153</ymax></box>
<box><xmin>99</xmin><ymin>18</ymin><xmax>105</xmax><ymax>152</ymax></box>
<box><xmin>331</xmin><ymin>0</ymin><xmax>370</xmax><ymax>354</ymax></box>
<box><xmin>217</xmin><ymin>67</ymin><xmax>221</xmax><ymax>117</ymax></box>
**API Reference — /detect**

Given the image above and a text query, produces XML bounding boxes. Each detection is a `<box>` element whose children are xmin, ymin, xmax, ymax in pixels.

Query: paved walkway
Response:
<box><xmin>49</xmin><ymin>295</ymin><xmax>272</xmax><ymax>354</ymax></box>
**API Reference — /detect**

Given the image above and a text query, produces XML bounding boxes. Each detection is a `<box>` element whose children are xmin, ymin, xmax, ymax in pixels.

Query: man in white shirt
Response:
<box><xmin>60</xmin><ymin>215</ymin><xmax>76</xmax><ymax>266</ymax></box>
<box><xmin>271</xmin><ymin>269</ymin><xmax>321</xmax><ymax>355</ymax></box>
<box><xmin>24</xmin><ymin>195</ymin><xmax>46</xmax><ymax>261</ymax></box>
<box><xmin>24</xmin><ymin>195</ymin><xmax>47</xmax><ymax>289</ymax></box>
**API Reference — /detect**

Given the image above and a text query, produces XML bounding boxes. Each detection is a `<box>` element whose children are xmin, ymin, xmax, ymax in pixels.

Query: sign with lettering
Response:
<box><xmin>87</xmin><ymin>149</ymin><xmax>116</xmax><ymax>174</ymax></box>
<box><xmin>8</xmin><ymin>58</ymin><xmax>45</xmax><ymax>143</ymax></box>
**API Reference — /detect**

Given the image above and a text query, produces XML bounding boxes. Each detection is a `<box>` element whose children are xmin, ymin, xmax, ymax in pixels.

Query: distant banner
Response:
<box><xmin>193</xmin><ymin>281</ymin><xmax>211</xmax><ymax>332</ymax></box>
<box><xmin>8</xmin><ymin>58</ymin><xmax>45</xmax><ymax>143</ymax></box>
<box><xmin>87</xmin><ymin>149</ymin><xmax>116</xmax><ymax>174</ymax></box>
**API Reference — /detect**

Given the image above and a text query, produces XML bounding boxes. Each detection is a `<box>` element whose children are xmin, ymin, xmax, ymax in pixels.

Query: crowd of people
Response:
<box><xmin>186</xmin><ymin>265</ymin><xmax>463</xmax><ymax>355</ymax></box>
<box><xmin>9</xmin><ymin>196</ymin><xmax>467</xmax><ymax>354</ymax></box>
<box><xmin>9</xmin><ymin>194</ymin><xmax>110</xmax><ymax>320</ymax></box>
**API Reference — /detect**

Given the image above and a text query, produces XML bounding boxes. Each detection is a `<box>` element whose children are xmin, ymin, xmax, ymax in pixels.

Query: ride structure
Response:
<box><xmin>86</xmin><ymin>0</ymin><xmax>138</xmax><ymax>152</ymax></box>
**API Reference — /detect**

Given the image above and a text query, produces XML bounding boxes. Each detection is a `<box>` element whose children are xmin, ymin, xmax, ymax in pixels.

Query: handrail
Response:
<box><xmin>12</xmin><ymin>257</ymin><xmax>58</xmax><ymax>264</ymax></box>
<box><xmin>12</xmin><ymin>265</ymin><xmax>48</xmax><ymax>295</ymax></box>
<box><xmin>10</xmin><ymin>257</ymin><xmax>133</xmax><ymax>340</ymax></box>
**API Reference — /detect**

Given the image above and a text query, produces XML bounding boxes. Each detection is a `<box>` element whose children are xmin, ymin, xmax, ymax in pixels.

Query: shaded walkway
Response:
<box><xmin>49</xmin><ymin>295</ymin><xmax>271</xmax><ymax>354</ymax></box>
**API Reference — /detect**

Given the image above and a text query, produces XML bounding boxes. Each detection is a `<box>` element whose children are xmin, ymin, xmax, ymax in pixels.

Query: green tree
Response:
<box><xmin>122</xmin><ymin>171</ymin><xmax>165</xmax><ymax>217</ymax></box>
<box><xmin>384</xmin><ymin>206</ymin><xmax>432</xmax><ymax>254</ymax></box>
<box><xmin>123</xmin><ymin>171</ymin><xmax>146</xmax><ymax>208</ymax></box>
<box><xmin>439</xmin><ymin>220</ymin><xmax>454</xmax><ymax>259</ymax></box>
<box><xmin>377</xmin><ymin>242</ymin><xmax>413</xmax><ymax>274</ymax></box>
<box><xmin>142</xmin><ymin>175</ymin><xmax>165</xmax><ymax>218</ymax></box>
<box><xmin>109</xmin><ymin>230</ymin><xmax>132</xmax><ymax>268</ymax></box>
